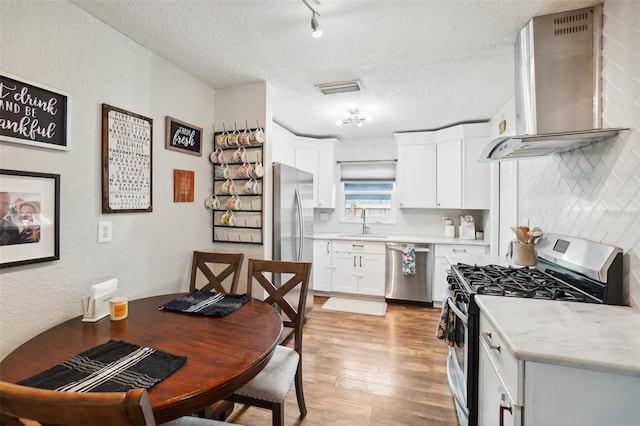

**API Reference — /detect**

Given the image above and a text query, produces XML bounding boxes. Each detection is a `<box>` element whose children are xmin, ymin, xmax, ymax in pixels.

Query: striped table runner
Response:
<box><xmin>159</xmin><ymin>290</ymin><xmax>250</xmax><ymax>317</ymax></box>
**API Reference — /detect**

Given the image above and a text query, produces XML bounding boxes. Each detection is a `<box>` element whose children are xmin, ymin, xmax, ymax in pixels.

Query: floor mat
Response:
<box><xmin>321</xmin><ymin>297</ymin><xmax>387</xmax><ymax>316</ymax></box>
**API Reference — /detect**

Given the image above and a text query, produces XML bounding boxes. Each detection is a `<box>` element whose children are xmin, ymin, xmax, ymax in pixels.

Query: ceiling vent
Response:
<box><xmin>316</xmin><ymin>80</ymin><xmax>362</xmax><ymax>95</ymax></box>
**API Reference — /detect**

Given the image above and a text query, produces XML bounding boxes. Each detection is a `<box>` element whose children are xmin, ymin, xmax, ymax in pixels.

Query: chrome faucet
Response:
<box><xmin>361</xmin><ymin>209</ymin><xmax>367</xmax><ymax>234</ymax></box>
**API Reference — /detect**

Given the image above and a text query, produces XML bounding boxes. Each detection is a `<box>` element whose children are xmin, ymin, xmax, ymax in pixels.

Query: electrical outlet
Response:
<box><xmin>98</xmin><ymin>221</ymin><xmax>112</xmax><ymax>243</ymax></box>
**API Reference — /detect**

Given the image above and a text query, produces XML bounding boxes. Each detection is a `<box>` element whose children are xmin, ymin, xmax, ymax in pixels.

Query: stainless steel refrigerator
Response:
<box><xmin>272</xmin><ymin>162</ymin><xmax>314</xmax><ymax>314</ymax></box>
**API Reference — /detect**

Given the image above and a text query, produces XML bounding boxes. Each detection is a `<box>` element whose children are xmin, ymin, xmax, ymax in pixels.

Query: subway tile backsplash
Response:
<box><xmin>518</xmin><ymin>1</ymin><xmax>640</xmax><ymax>307</ymax></box>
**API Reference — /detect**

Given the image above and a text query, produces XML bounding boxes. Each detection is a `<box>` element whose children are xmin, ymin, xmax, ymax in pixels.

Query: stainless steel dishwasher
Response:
<box><xmin>385</xmin><ymin>242</ymin><xmax>433</xmax><ymax>305</ymax></box>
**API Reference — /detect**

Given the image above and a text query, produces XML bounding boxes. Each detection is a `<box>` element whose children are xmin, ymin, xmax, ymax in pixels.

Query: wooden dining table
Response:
<box><xmin>0</xmin><ymin>293</ymin><xmax>282</xmax><ymax>423</ymax></box>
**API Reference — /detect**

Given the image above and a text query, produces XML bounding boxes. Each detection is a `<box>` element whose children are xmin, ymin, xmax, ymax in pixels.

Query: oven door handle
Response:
<box><xmin>446</xmin><ymin>347</ymin><xmax>470</xmax><ymax>418</ymax></box>
<box><xmin>446</xmin><ymin>296</ymin><xmax>468</xmax><ymax>326</ymax></box>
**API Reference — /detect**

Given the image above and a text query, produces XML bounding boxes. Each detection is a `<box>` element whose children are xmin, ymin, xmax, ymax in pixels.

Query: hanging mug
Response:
<box><xmin>238</xmin><ymin>162</ymin><xmax>251</xmax><ymax>179</ymax></box>
<box><xmin>210</xmin><ymin>147</ymin><xmax>225</xmax><ymax>164</ymax></box>
<box><xmin>215</xmin><ymin>133</ymin><xmax>227</xmax><ymax>148</ymax></box>
<box><xmin>221</xmin><ymin>178</ymin><xmax>236</xmax><ymax>194</ymax></box>
<box><xmin>227</xmin><ymin>194</ymin><xmax>242</xmax><ymax>210</ymax></box>
<box><xmin>233</xmin><ymin>146</ymin><xmax>248</xmax><ymax>163</ymax></box>
<box><xmin>244</xmin><ymin>178</ymin><xmax>259</xmax><ymax>194</ymax></box>
<box><xmin>228</xmin><ymin>130</ymin><xmax>240</xmax><ymax>146</ymax></box>
<box><xmin>252</xmin><ymin>161</ymin><xmax>265</xmax><ymax>178</ymax></box>
<box><xmin>205</xmin><ymin>194</ymin><xmax>220</xmax><ymax>210</ymax></box>
<box><xmin>215</xmin><ymin>164</ymin><xmax>230</xmax><ymax>179</ymax></box>
<box><xmin>250</xmin><ymin>127</ymin><xmax>265</xmax><ymax>144</ymax></box>
<box><xmin>221</xmin><ymin>210</ymin><xmax>236</xmax><ymax>226</ymax></box>
<box><xmin>238</xmin><ymin>128</ymin><xmax>251</xmax><ymax>146</ymax></box>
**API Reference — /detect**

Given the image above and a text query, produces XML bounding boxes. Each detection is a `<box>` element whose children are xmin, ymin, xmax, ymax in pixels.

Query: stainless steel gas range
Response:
<box><xmin>437</xmin><ymin>233</ymin><xmax>623</xmax><ymax>426</ymax></box>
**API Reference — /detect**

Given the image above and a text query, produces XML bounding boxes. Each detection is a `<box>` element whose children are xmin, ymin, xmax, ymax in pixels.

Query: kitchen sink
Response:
<box><xmin>337</xmin><ymin>234</ymin><xmax>388</xmax><ymax>239</ymax></box>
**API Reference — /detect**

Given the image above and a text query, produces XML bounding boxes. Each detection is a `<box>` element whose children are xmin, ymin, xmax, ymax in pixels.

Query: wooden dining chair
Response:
<box><xmin>189</xmin><ymin>251</ymin><xmax>244</xmax><ymax>294</ymax></box>
<box><xmin>226</xmin><ymin>259</ymin><xmax>312</xmax><ymax>426</ymax></box>
<box><xmin>0</xmin><ymin>381</ymin><xmax>239</xmax><ymax>426</ymax></box>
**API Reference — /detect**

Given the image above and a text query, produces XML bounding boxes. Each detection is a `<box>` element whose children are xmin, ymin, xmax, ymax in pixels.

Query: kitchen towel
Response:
<box><xmin>401</xmin><ymin>243</ymin><xmax>416</xmax><ymax>275</ymax></box>
<box><xmin>18</xmin><ymin>339</ymin><xmax>186</xmax><ymax>392</ymax></box>
<box><xmin>159</xmin><ymin>290</ymin><xmax>250</xmax><ymax>317</ymax></box>
<box><xmin>436</xmin><ymin>297</ymin><xmax>465</xmax><ymax>348</ymax></box>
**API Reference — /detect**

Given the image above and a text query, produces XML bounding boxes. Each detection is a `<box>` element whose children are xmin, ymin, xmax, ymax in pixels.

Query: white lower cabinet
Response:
<box><xmin>312</xmin><ymin>239</ymin><xmax>333</xmax><ymax>292</ymax></box>
<box><xmin>433</xmin><ymin>244</ymin><xmax>488</xmax><ymax>304</ymax></box>
<box><xmin>331</xmin><ymin>241</ymin><xmax>386</xmax><ymax>296</ymax></box>
<box><xmin>478</xmin><ymin>309</ymin><xmax>640</xmax><ymax>426</ymax></box>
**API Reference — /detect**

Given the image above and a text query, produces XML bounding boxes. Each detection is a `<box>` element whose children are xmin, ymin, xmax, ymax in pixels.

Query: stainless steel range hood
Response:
<box><xmin>482</xmin><ymin>5</ymin><xmax>626</xmax><ymax>161</ymax></box>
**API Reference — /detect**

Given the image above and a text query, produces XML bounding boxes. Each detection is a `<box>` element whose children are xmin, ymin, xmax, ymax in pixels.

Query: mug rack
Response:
<box><xmin>210</xmin><ymin>127</ymin><xmax>264</xmax><ymax>245</ymax></box>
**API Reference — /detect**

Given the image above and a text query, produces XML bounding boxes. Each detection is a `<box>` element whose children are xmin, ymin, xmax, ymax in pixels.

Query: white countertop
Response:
<box><xmin>475</xmin><ymin>295</ymin><xmax>640</xmax><ymax>377</ymax></box>
<box><xmin>313</xmin><ymin>232</ymin><xmax>489</xmax><ymax>246</ymax></box>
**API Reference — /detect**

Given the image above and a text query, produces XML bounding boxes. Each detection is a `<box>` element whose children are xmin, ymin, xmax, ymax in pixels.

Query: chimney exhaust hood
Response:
<box><xmin>482</xmin><ymin>4</ymin><xmax>626</xmax><ymax>161</ymax></box>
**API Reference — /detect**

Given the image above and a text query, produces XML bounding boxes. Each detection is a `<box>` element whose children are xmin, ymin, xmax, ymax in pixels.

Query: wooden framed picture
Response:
<box><xmin>173</xmin><ymin>169</ymin><xmax>194</xmax><ymax>202</ymax></box>
<box><xmin>0</xmin><ymin>169</ymin><xmax>60</xmax><ymax>268</ymax></box>
<box><xmin>101</xmin><ymin>104</ymin><xmax>153</xmax><ymax>213</ymax></box>
<box><xmin>165</xmin><ymin>116</ymin><xmax>202</xmax><ymax>156</ymax></box>
<box><xmin>0</xmin><ymin>73</ymin><xmax>70</xmax><ymax>151</ymax></box>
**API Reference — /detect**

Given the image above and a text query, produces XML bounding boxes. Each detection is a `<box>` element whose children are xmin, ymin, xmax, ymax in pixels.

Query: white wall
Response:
<box><xmin>0</xmin><ymin>1</ymin><xmax>217</xmax><ymax>359</ymax></box>
<box><xmin>514</xmin><ymin>1</ymin><xmax>639</xmax><ymax>306</ymax></box>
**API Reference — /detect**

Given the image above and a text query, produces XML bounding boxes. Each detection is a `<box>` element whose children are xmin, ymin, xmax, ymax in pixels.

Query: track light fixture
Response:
<box><xmin>302</xmin><ymin>0</ymin><xmax>322</xmax><ymax>38</ymax></box>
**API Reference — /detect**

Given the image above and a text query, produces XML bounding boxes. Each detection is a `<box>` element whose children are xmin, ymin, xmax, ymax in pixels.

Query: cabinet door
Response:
<box><xmin>295</xmin><ymin>148</ymin><xmax>318</xmax><ymax>205</ymax></box>
<box><xmin>332</xmin><ymin>252</ymin><xmax>358</xmax><ymax>294</ymax></box>
<box><xmin>357</xmin><ymin>253</ymin><xmax>386</xmax><ymax>296</ymax></box>
<box><xmin>478</xmin><ymin>343</ymin><xmax>516</xmax><ymax>426</ymax></box>
<box><xmin>463</xmin><ymin>135</ymin><xmax>490</xmax><ymax>209</ymax></box>
<box><xmin>433</xmin><ymin>256</ymin><xmax>450</xmax><ymax>304</ymax></box>
<box><xmin>436</xmin><ymin>138</ymin><xmax>462</xmax><ymax>208</ymax></box>
<box><xmin>397</xmin><ymin>144</ymin><xmax>437</xmax><ymax>208</ymax></box>
<box><xmin>313</xmin><ymin>240</ymin><xmax>333</xmax><ymax>292</ymax></box>
<box><xmin>316</xmin><ymin>148</ymin><xmax>335</xmax><ymax>208</ymax></box>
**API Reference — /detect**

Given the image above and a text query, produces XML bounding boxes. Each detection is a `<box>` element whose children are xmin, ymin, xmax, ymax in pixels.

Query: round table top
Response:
<box><xmin>0</xmin><ymin>293</ymin><xmax>282</xmax><ymax>423</ymax></box>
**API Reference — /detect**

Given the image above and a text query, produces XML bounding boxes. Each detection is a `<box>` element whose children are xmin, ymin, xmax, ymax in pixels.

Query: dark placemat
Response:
<box><xmin>159</xmin><ymin>290</ymin><xmax>250</xmax><ymax>317</ymax></box>
<box><xmin>18</xmin><ymin>339</ymin><xmax>186</xmax><ymax>392</ymax></box>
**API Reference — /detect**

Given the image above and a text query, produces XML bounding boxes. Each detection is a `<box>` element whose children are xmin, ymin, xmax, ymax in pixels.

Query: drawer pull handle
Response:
<box><xmin>352</xmin><ymin>244</ymin><xmax>364</xmax><ymax>248</ymax></box>
<box><xmin>482</xmin><ymin>331</ymin><xmax>501</xmax><ymax>351</ymax></box>
<box><xmin>499</xmin><ymin>404</ymin><xmax>513</xmax><ymax>426</ymax></box>
<box><xmin>452</xmin><ymin>249</ymin><xmax>467</xmax><ymax>253</ymax></box>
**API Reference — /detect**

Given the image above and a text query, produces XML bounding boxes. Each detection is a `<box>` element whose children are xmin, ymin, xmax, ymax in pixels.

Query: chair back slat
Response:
<box><xmin>247</xmin><ymin>259</ymin><xmax>312</xmax><ymax>353</ymax></box>
<box><xmin>0</xmin><ymin>381</ymin><xmax>155</xmax><ymax>426</ymax></box>
<box><xmin>189</xmin><ymin>251</ymin><xmax>244</xmax><ymax>294</ymax></box>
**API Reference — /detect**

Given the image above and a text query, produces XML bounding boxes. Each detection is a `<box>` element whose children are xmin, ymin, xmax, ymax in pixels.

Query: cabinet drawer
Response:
<box><xmin>435</xmin><ymin>244</ymin><xmax>487</xmax><ymax>257</ymax></box>
<box><xmin>332</xmin><ymin>240</ymin><xmax>386</xmax><ymax>254</ymax></box>
<box><xmin>479</xmin><ymin>311</ymin><xmax>520</xmax><ymax>404</ymax></box>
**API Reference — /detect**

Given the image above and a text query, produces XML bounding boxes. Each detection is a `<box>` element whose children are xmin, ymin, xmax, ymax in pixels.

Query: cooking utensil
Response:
<box><xmin>515</xmin><ymin>227</ymin><xmax>527</xmax><ymax>244</ymax></box>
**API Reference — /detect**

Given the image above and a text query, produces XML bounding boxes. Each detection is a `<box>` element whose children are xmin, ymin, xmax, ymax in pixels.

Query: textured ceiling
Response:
<box><xmin>70</xmin><ymin>0</ymin><xmax>595</xmax><ymax>140</ymax></box>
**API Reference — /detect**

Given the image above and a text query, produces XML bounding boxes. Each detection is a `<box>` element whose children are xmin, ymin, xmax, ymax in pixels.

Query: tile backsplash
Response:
<box><xmin>517</xmin><ymin>1</ymin><xmax>639</xmax><ymax>307</ymax></box>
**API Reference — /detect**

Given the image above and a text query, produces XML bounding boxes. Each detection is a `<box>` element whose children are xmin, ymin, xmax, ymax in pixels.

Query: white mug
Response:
<box><xmin>221</xmin><ymin>210</ymin><xmax>236</xmax><ymax>226</ymax></box>
<box><xmin>233</xmin><ymin>146</ymin><xmax>248</xmax><ymax>163</ymax></box>
<box><xmin>227</xmin><ymin>194</ymin><xmax>242</xmax><ymax>210</ymax></box>
<box><xmin>252</xmin><ymin>161</ymin><xmax>264</xmax><ymax>178</ymax></box>
<box><xmin>250</xmin><ymin>127</ymin><xmax>265</xmax><ymax>144</ymax></box>
<box><xmin>244</xmin><ymin>178</ymin><xmax>259</xmax><ymax>194</ymax></box>
<box><xmin>205</xmin><ymin>194</ymin><xmax>220</xmax><ymax>210</ymax></box>
<box><xmin>221</xmin><ymin>178</ymin><xmax>236</xmax><ymax>194</ymax></box>
<box><xmin>215</xmin><ymin>164</ymin><xmax>230</xmax><ymax>179</ymax></box>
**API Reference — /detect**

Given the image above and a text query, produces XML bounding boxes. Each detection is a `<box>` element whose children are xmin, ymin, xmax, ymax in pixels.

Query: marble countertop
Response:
<box><xmin>313</xmin><ymin>233</ymin><xmax>489</xmax><ymax>246</ymax></box>
<box><xmin>475</xmin><ymin>295</ymin><xmax>640</xmax><ymax>377</ymax></box>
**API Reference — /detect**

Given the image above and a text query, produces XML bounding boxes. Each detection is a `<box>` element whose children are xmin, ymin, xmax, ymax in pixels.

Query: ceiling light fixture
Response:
<box><xmin>302</xmin><ymin>0</ymin><xmax>322</xmax><ymax>38</ymax></box>
<box><xmin>337</xmin><ymin>109</ymin><xmax>367</xmax><ymax>127</ymax></box>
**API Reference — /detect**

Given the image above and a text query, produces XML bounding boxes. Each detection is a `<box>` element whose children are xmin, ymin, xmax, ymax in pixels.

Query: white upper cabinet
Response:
<box><xmin>395</xmin><ymin>123</ymin><xmax>490</xmax><ymax>210</ymax></box>
<box><xmin>396</xmin><ymin>132</ymin><xmax>437</xmax><ymax>208</ymax></box>
<box><xmin>295</xmin><ymin>138</ymin><xmax>337</xmax><ymax>209</ymax></box>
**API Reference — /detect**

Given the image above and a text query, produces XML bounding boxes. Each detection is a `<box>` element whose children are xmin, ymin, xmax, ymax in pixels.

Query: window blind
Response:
<box><xmin>339</xmin><ymin>161</ymin><xmax>396</xmax><ymax>181</ymax></box>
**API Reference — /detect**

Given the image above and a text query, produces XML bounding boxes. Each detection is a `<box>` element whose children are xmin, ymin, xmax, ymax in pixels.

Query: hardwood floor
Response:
<box><xmin>225</xmin><ymin>296</ymin><xmax>459</xmax><ymax>426</ymax></box>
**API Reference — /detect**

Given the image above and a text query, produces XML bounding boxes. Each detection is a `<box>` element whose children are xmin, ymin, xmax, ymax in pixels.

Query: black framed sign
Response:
<box><xmin>101</xmin><ymin>104</ymin><xmax>153</xmax><ymax>213</ymax></box>
<box><xmin>0</xmin><ymin>73</ymin><xmax>70</xmax><ymax>151</ymax></box>
<box><xmin>0</xmin><ymin>169</ymin><xmax>60</xmax><ymax>268</ymax></box>
<box><xmin>165</xmin><ymin>116</ymin><xmax>202</xmax><ymax>156</ymax></box>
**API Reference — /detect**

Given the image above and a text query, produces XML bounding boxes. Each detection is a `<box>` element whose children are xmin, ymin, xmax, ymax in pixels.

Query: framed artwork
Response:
<box><xmin>0</xmin><ymin>73</ymin><xmax>70</xmax><ymax>151</ymax></box>
<box><xmin>165</xmin><ymin>116</ymin><xmax>202</xmax><ymax>156</ymax></box>
<box><xmin>101</xmin><ymin>104</ymin><xmax>153</xmax><ymax>213</ymax></box>
<box><xmin>0</xmin><ymin>169</ymin><xmax>60</xmax><ymax>268</ymax></box>
<box><xmin>173</xmin><ymin>169</ymin><xmax>194</xmax><ymax>202</ymax></box>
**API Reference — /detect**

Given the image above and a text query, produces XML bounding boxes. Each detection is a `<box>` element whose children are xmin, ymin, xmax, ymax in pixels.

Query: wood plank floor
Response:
<box><xmin>225</xmin><ymin>296</ymin><xmax>459</xmax><ymax>426</ymax></box>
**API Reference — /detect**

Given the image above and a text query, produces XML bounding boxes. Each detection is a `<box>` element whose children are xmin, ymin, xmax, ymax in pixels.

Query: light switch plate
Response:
<box><xmin>98</xmin><ymin>221</ymin><xmax>112</xmax><ymax>243</ymax></box>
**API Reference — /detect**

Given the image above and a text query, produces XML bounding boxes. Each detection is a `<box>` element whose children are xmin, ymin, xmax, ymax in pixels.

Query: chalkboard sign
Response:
<box><xmin>165</xmin><ymin>116</ymin><xmax>202</xmax><ymax>156</ymax></box>
<box><xmin>0</xmin><ymin>73</ymin><xmax>69</xmax><ymax>151</ymax></box>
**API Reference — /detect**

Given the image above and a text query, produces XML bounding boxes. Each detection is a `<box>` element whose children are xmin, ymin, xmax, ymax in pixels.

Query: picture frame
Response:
<box><xmin>101</xmin><ymin>104</ymin><xmax>153</xmax><ymax>213</ymax></box>
<box><xmin>0</xmin><ymin>169</ymin><xmax>60</xmax><ymax>268</ymax></box>
<box><xmin>0</xmin><ymin>73</ymin><xmax>70</xmax><ymax>151</ymax></box>
<box><xmin>165</xmin><ymin>116</ymin><xmax>202</xmax><ymax>156</ymax></box>
<box><xmin>173</xmin><ymin>169</ymin><xmax>194</xmax><ymax>202</ymax></box>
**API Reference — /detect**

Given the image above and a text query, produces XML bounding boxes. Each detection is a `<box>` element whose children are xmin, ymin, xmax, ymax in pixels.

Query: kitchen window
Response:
<box><xmin>339</xmin><ymin>161</ymin><xmax>396</xmax><ymax>224</ymax></box>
